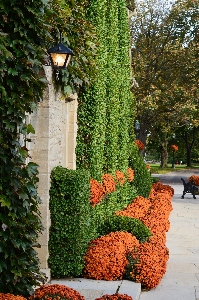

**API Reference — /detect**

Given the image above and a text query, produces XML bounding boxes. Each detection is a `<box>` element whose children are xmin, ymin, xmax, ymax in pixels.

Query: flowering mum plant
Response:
<box><xmin>102</xmin><ymin>174</ymin><xmax>116</xmax><ymax>194</ymax></box>
<box><xmin>95</xmin><ymin>294</ymin><xmax>133</xmax><ymax>300</ymax></box>
<box><xmin>126</xmin><ymin>168</ymin><xmax>134</xmax><ymax>182</ymax></box>
<box><xmin>115</xmin><ymin>170</ymin><xmax>125</xmax><ymax>186</ymax></box>
<box><xmin>135</xmin><ymin>140</ymin><xmax>144</xmax><ymax>150</ymax></box>
<box><xmin>83</xmin><ymin>231</ymin><xmax>139</xmax><ymax>281</ymax></box>
<box><xmin>0</xmin><ymin>294</ymin><xmax>26</xmax><ymax>300</ymax></box>
<box><xmin>188</xmin><ymin>175</ymin><xmax>199</xmax><ymax>186</ymax></box>
<box><xmin>128</xmin><ymin>235</ymin><xmax>169</xmax><ymax>290</ymax></box>
<box><xmin>90</xmin><ymin>179</ymin><xmax>105</xmax><ymax>206</ymax></box>
<box><xmin>29</xmin><ymin>284</ymin><xmax>85</xmax><ymax>300</ymax></box>
<box><xmin>170</xmin><ymin>144</ymin><xmax>178</xmax><ymax>151</ymax></box>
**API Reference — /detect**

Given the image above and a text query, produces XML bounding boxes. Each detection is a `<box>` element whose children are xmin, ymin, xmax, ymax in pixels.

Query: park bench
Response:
<box><xmin>181</xmin><ymin>178</ymin><xmax>198</xmax><ymax>199</ymax></box>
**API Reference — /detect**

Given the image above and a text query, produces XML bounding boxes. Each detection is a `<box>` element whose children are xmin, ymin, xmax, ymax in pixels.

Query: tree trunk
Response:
<box><xmin>161</xmin><ymin>140</ymin><xmax>168</xmax><ymax>168</ymax></box>
<box><xmin>184</xmin><ymin>129</ymin><xmax>196</xmax><ymax>167</ymax></box>
<box><xmin>187</xmin><ymin>148</ymin><xmax>191</xmax><ymax>167</ymax></box>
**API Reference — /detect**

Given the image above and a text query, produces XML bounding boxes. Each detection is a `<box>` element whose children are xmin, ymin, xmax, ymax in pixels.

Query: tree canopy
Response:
<box><xmin>130</xmin><ymin>0</ymin><xmax>199</xmax><ymax>166</ymax></box>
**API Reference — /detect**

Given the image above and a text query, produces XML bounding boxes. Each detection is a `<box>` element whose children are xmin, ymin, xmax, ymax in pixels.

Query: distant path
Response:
<box><xmin>152</xmin><ymin>169</ymin><xmax>199</xmax><ymax>185</ymax></box>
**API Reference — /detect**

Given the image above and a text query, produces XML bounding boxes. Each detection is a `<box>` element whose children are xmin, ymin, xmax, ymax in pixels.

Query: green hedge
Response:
<box><xmin>48</xmin><ymin>166</ymin><xmax>152</xmax><ymax>278</ymax></box>
<box><xmin>130</xmin><ymin>148</ymin><xmax>152</xmax><ymax>198</ymax></box>
<box><xmin>93</xmin><ymin>181</ymin><xmax>138</xmax><ymax>235</ymax></box>
<box><xmin>48</xmin><ymin>166</ymin><xmax>96</xmax><ymax>278</ymax></box>
<box><xmin>98</xmin><ymin>215</ymin><xmax>152</xmax><ymax>243</ymax></box>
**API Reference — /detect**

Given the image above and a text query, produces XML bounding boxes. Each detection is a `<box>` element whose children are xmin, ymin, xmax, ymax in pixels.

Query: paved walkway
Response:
<box><xmin>52</xmin><ymin>169</ymin><xmax>199</xmax><ymax>300</ymax></box>
<box><xmin>139</xmin><ymin>169</ymin><xmax>199</xmax><ymax>300</ymax></box>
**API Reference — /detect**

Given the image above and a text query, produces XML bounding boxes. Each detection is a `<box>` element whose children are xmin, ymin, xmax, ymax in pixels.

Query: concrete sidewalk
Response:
<box><xmin>51</xmin><ymin>278</ymin><xmax>141</xmax><ymax>300</ymax></box>
<box><xmin>51</xmin><ymin>170</ymin><xmax>199</xmax><ymax>300</ymax></box>
<box><xmin>139</xmin><ymin>183</ymin><xmax>199</xmax><ymax>300</ymax></box>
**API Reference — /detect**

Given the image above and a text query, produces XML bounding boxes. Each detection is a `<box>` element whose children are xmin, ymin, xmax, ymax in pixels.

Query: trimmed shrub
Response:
<box><xmin>129</xmin><ymin>149</ymin><xmax>152</xmax><ymax>198</ymax></box>
<box><xmin>48</xmin><ymin>166</ymin><xmax>96</xmax><ymax>278</ymax></box>
<box><xmin>98</xmin><ymin>215</ymin><xmax>152</xmax><ymax>243</ymax></box>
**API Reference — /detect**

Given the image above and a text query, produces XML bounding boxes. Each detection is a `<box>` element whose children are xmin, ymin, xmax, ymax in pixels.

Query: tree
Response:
<box><xmin>130</xmin><ymin>0</ymin><xmax>199</xmax><ymax>167</ymax></box>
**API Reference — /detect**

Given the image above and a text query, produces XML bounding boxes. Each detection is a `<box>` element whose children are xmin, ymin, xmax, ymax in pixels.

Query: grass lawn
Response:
<box><xmin>149</xmin><ymin>163</ymin><xmax>199</xmax><ymax>174</ymax></box>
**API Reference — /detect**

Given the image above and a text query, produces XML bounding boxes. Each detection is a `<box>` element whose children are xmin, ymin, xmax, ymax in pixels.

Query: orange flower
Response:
<box><xmin>95</xmin><ymin>294</ymin><xmax>132</xmax><ymax>300</ymax></box>
<box><xmin>115</xmin><ymin>170</ymin><xmax>125</xmax><ymax>186</ymax></box>
<box><xmin>83</xmin><ymin>232</ymin><xmax>139</xmax><ymax>281</ymax></box>
<box><xmin>188</xmin><ymin>175</ymin><xmax>199</xmax><ymax>185</ymax></box>
<box><xmin>170</xmin><ymin>144</ymin><xmax>178</xmax><ymax>151</ymax></box>
<box><xmin>126</xmin><ymin>168</ymin><xmax>134</xmax><ymax>182</ymax></box>
<box><xmin>129</xmin><ymin>235</ymin><xmax>169</xmax><ymax>290</ymax></box>
<box><xmin>0</xmin><ymin>294</ymin><xmax>26</xmax><ymax>300</ymax></box>
<box><xmin>29</xmin><ymin>284</ymin><xmax>85</xmax><ymax>300</ymax></box>
<box><xmin>102</xmin><ymin>174</ymin><xmax>116</xmax><ymax>194</ymax></box>
<box><xmin>90</xmin><ymin>179</ymin><xmax>104</xmax><ymax>206</ymax></box>
<box><xmin>135</xmin><ymin>140</ymin><xmax>145</xmax><ymax>150</ymax></box>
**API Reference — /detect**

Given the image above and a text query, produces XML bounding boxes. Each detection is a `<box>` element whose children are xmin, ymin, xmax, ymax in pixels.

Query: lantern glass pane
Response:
<box><xmin>50</xmin><ymin>53</ymin><xmax>67</xmax><ymax>67</ymax></box>
<box><xmin>65</xmin><ymin>54</ymin><xmax>72</xmax><ymax>67</ymax></box>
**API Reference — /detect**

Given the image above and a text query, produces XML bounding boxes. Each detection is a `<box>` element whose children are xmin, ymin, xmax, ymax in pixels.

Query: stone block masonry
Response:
<box><xmin>28</xmin><ymin>66</ymin><xmax>78</xmax><ymax>281</ymax></box>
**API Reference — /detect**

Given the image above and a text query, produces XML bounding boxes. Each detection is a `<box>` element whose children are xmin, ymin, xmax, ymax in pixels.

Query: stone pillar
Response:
<box><xmin>65</xmin><ymin>96</ymin><xmax>78</xmax><ymax>170</ymax></box>
<box><xmin>28</xmin><ymin>66</ymin><xmax>78</xmax><ymax>281</ymax></box>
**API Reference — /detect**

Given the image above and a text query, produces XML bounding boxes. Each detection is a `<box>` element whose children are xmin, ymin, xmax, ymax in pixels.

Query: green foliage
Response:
<box><xmin>0</xmin><ymin>0</ymin><xmax>50</xmax><ymax>296</ymax></box>
<box><xmin>129</xmin><ymin>147</ymin><xmax>152</xmax><ymax>198</ymax></box>
<box><xmin>76</xmin><ymin>0</ymin><xmax>136</xmax><ymax>179</ymax></box>
<box><xmin>45</xmin><ymin>0</ymin><xmax>97</xmax><ymax>96</ymax></box>
<box><xmin>93</xmin><ymin>181</ymin><xmax>138</xmax><ymax>235</ymax></box>
<box><xmin>48</xmin><ymin>166</ymin><xmax>96</xmax><ymax>278</ymax></box>
<box><xmin>98</xmin><ymin>215</ymin><xmax>152</xmax><ymax>243</ymax></box>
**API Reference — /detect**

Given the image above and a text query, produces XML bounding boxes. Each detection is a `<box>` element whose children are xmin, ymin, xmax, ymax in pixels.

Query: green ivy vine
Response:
<box><xmin>0</xmin><ymin>0</ymin><xmax>97</xmax><ymax>296</ymax></box>
<box><xmin>76</xmin><ymin>0</ymin><xmax>137</xmax><ymax>179</ymax></box>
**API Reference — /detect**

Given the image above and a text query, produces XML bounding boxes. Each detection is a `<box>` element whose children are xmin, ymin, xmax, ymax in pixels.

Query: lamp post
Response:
<box><xmin>135</xmin><ymin>120</ymin><xmax>140</xmax><ymax>139</ymax></box>
<box><xmin>47</xmin><ymin>31</ymin><xmax>74</xmax><ymax>80</ymax></box>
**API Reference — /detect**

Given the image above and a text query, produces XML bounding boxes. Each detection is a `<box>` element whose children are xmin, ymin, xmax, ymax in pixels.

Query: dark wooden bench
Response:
<box><xmin>181</xmin><ymin>178</ymin><xmax>198</xmax><ymax>199</ymax></box>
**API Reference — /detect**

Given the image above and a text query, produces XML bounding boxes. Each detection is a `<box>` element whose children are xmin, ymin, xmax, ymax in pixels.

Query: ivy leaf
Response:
<box><xmin>0</xmin><ymin>195</ymin><xmax>11</xmax><ymax>208</ymax></box>
<box><xmin>64</xmin><ymin>85</ymin><xmax>73</xmax><ymax>96</ymax></box>
<box><xmin>27</xmin><ymin>123</ymin><xmax>35</xmax><ymax>134</ymax></box>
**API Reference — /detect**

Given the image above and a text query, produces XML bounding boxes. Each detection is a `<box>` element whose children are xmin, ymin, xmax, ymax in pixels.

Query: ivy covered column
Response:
<box><xmin>76</xmin><ymin>0</ymin><xmax>136</xmax><ymax>179</ymax></box>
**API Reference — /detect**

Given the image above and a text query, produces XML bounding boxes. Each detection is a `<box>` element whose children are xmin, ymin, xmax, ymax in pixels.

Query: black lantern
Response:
<box><xmin>47</xmin><ymin>32</ymin><xmax>74</xmax><ymax>79</ymax></box>
<box><xmin>135</xmin><ymin>120</ymin><xmax>140</xmax><ymax>132</ymax></box>
<box><xmin>135</xmin><ymin>120</ymin><xmax>140</xmax><ymax>139</ymax></box>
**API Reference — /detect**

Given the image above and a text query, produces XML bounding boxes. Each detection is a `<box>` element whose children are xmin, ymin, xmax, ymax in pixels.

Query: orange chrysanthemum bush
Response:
<box><xmin>188</xmin><ymin>175</ymin><xmax>199</xmax><ymax>186</ymax></box>
<box><xmin>128</xmin><ymin>235</ymin><xmax>169</xmax><ymax>290</ymax></box>
<box><xmin>116</xmin><ymin>183</ymin><xmax>173</xmax><ymax>237</ymax></box>
<box><xmin>115</xmin><ymin>196</ymin><xmax>151</xmax><ymax>219</ymax></box>
<box><xmin>29</xmin><ymin>284</ymin><xmax>85</xmax><ymax>300</ymax></box>
<box><xmin>90</xmin><ymin>179</ymin><xmax>105</xmax><ymax>206</ymax></box>
<box><xmin>143</xmin><ymin>190</ymin><xmax>173</xmax><ymax>235</ymax></box>
<box><xmin>95</xmin><ymin>294</ymin><xmax>133</xmax><ymax>300</ymax></box>
<box><xmin>100</xmin><ymin>182</ymin><xmax>173</xmax><ymax>290</ymax></box>
<box><xmin>151</xmin><ymin>182</ymin><xmax>174</xmax><ymax>197</ymax></box>
<box><xmin>0</xmin><ymin>294</ymin><xmax>26</xmax><ymax>300</ymax></box>
<box><xmin>83</xmin><ymin>231</ymin><xmax>140</xmax><ymax>281</ymax></box>
<box><xmin>135</xmin><ymin>140</ymin><xmax>145</xmax><ymax>151</ymax></box>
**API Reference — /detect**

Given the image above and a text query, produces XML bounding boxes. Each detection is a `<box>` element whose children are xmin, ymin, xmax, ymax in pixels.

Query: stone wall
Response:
<box><xmin>28</xmin><ymin>66</ymin><xmax>78</xmax><ymax>281</ymax></box>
